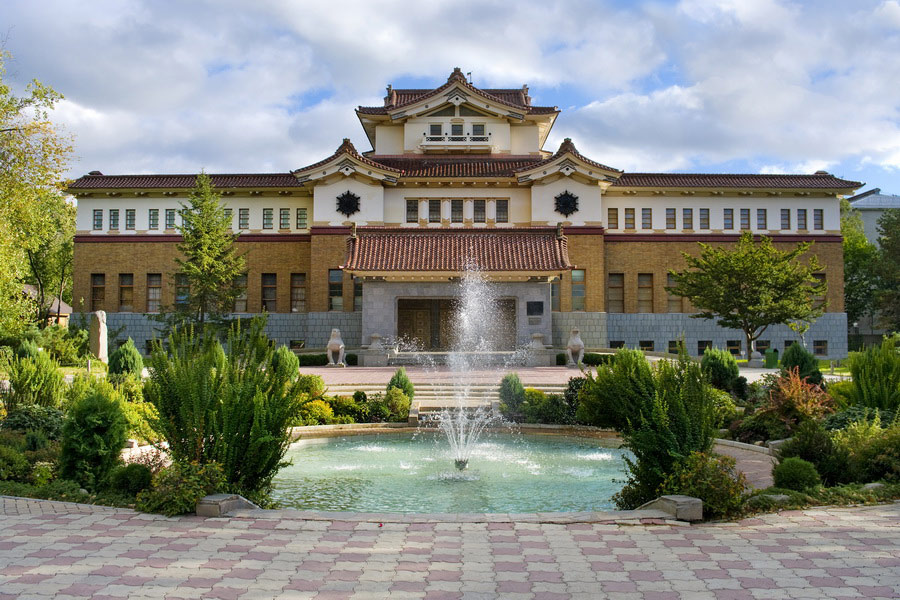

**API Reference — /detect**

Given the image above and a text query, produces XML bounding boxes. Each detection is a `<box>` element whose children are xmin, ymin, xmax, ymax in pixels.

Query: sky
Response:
<box><xmin>3</xmin><ymin>0</ymin><xmax>900</xmax><ymax>195</ymax></box>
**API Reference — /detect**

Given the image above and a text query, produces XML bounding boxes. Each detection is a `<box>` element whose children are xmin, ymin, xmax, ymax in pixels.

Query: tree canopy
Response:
<box><xmin>667</xmin><ymin>232</ymin><xmax>826</xmax><ymax>359</ymax></box>
<box><xmin>841</xmin><ymin>198</ymin><xmax>879</xmax><ymax>326</ymax></box>
<box><xmin>875</xmin><ymin>208</ymin><xmax>900</xmax><ymax>331</ymax></box>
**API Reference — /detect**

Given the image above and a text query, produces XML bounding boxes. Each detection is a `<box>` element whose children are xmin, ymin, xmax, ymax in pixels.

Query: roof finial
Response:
<box><xmin>448</xmin><ymin>67</ymin><xmax>467</xmax><ymax>83</ymax></box>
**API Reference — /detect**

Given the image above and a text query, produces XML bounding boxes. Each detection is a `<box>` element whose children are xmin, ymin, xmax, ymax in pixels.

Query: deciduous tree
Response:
<box><xmin>841</xmin><ymin>198</ymin><xmax>879</xmax><ymax>326</ymax></box>
<box><xmin>875</xmin><ymin>208</ymin><xmax>900</xmax><ymax>332</ymax></box>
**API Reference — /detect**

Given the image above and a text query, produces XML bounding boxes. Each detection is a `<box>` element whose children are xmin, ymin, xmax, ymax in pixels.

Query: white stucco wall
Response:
<box><xmin>403</xmin><ymin>117</ymin><xmax>510</xmax><ymax>153</ymax></box>
<box><xmin>313</xmin><ymin>177</ymin><xmax>385</xmax><ymax>226</ymax></box>
<box><xmin>374</xmin><ymin>125</ymin><xmax>404</xmax><ymax>155</ymax></box>
<box><xmin>382</xmin><ymin>187</ymin><xmax>532</xmax><ymax>225</ymax></box>
<box><xmin>510</xmin><ymin>124</ymin><xmax>540</xmax><ymax>155</ymax></box>
<box><xmin>530</xmin><ymin>178</ymin><xmax>603</xmax><ymax>225</ymax></box>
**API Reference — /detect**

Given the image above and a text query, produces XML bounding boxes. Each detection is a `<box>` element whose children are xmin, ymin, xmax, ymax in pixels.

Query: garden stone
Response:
<box><xmin>639</xmin><ymin>495</ymin><xmax>703</xmax><ymax>521</ymax></box>
<box><xmin>863</xmin><ymin>482</ymin><xmax>885</xmax><ymax>491</ymax></box>
<box><xmin>89</xmin><ymin>310</ymin><xmax>108</xmax><ymax>363</ymax></box>
<box><xmin>767</xmin><ymin>438</ymin><xmax>792</xmax><ymax>456</ymax></box>
<box><xmin>196</xmin><ymin>494</ymin><xmax>259</xmax><ymax>517</ymax></box>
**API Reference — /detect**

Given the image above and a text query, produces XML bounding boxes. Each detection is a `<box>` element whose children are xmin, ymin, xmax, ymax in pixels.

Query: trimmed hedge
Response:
<box><xmin>555</xmin><ymin>352</ymin><xmax>613</xmax><ymax>366</ymax></box>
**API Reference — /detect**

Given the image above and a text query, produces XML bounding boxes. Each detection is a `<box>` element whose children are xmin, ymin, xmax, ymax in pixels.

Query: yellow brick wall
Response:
<box><xmin>564</xmin><ymin>235</ymin><xmax>605</xmax><ymax>312</ymax></box>
<box><xmin>309</xmin><ymin>234</ymin><xmax>354</xmax><ymax>312</ymax></box>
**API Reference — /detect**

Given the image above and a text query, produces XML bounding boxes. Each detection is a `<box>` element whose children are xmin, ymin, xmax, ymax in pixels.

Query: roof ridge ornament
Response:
<box><xmin>447</xmin><ymin>67</ymin><xmax>467</xmax><ymax>83</ymax></box>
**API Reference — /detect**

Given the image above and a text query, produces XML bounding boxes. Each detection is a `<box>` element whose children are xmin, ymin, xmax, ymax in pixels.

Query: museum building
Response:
<box><xmin>69</xmin><ymin>69</ymin><xmax>860</xmax><ymax>358</ymax></box>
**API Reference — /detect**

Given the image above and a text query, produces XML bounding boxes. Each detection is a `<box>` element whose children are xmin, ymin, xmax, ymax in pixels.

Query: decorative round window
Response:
<box><xmin>336</xmin><ymin>191</ymin><xmax>360</xmax><ymax>217</ymax></box>
<box><xmin>554</xmin><ymin>191</ymin><xmax>579</xmax><ymax>217</ymax></box>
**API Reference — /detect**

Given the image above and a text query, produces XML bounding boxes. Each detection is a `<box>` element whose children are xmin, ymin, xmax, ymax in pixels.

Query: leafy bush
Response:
<box><xmin>108</xmin><ymin>463</ymin><xmax>153</xmax><ymax>496</ymax></box>
<box><xmin>826</xmin><ymin>379</ymin><xmax>855</xmax><ymax>409</ymax></box>
<box><xmin>734</xmin><ymin>369</ymin><xmax>834</xmax><ymax>443</ymax></box>
<box><xmin>297</xmin><ymin>374</ymin><xmax>325</xmax><ymax>399</ymax></box>
<box><xmin>24</xmin><ymin>430</ymin><xmax>49</xmax><ymax>452</ymax></box>
<box><xmin>659</xmin><ymin>452</ymin><xmax>747</xmax><ymax>519</ymax></box>
<box><xmin>730</xmin><ymin>410</ymin><xmax>791</xmax><ymax>444</ymax></box>
<box><xmin>346</xmin><ymin>353</ymin><xmax>358</xmax><ymax>366</ymax></box>
<box><xmin>297</xmin><ymin>353</ymin><xmax>328</xmax><ymax>366</ymax></box>
<box><xmin>523</xmin><ymin>391</ymin><xmax>570</xmax><ymax>424</ymax></box>
<box><xmin>325</xmin><ymin>396</ymin><xmax>364</xmax><ymax>422</ymax></box>
<box><xmin>4</xmin><ymin>352</ymin><xmax>65</xmax><ymax>412</ymax></box>
<box><xmin>577</xmin><ymin>348</ymin><xmax>656</xmax><ymax>431</ymax></box>
<box><xmin>778</xmin><ymin>421</ymin><xmax>850</xmax><ymax>485</ymax></box>
<box><xmin>0</xmin><ymin>479</ymin><xmax>89</xmax><ymax>504</ymax></box>
<box><xmin>135</xmin><ymin>462</ymin><xmax>225</xmax><ymax>516</ymax></box>
<box><xmin>824</xmin><ymin>406</ymin><xmax>896</xmax><ymax>431</ymax></box>
<box><xmin>563</xmin><ymin>377</ymin><xmax>586</xmax><ymax>424</ymax></box>
<box><xmin>710</xmin><ymin>388</ymin><xmax>739</xmax><ymax>429</ymax></box>
<box><xmin>365</xmin><ymin>393</ymin><xmax>391</xmax><ymax>423</ymax></box>
<box><xmin>59</xmin><ymin>387</ymin><xmax>129</xmax><ymax>491</ymax></box>
<box><xmin>30</xmin><ymin>461</ymin><xmax>54</xmax><ymax>486</ymax></box>
<box><xmin>837</xmin><ymin>421</ymin><xmax>900</xmax><ymax>483</ymax></box>
<box><xmin>383</xmin><ymin>387</ymin><xmax>410</xmax><ymax>422</ymax></box>
<box><xmin>583</xmin><ymin>353</ymin><xmax>611</xmax><ymax>367</ymax></box>
<box><xmin>498</xmin><ymin>373</ymin><xmax>526</xmax><ymax>422</ymax></box>
<box><xmin>701</xmin><ymin>347</ymin><xmax>740</xmax><ymax>392</ymax></box>
<box><xmin>387</xmin><ymin>367</ymin><xmax>415</xmax><ymax>400</ymax></box>
<box><xmin>17</xmin><ymin>339</ymin><xmax>41</xmax><ymax>359</ymax></box>
<box><xmin>271</xmin><ymin>345</ymin><xmax>299</xmax><ymax>377</ymax></box>
<box><xmin>1</xmin><ymin>404</ymin><xmax>64</xmax><ymax>439</ymax></box>
<box><xmin>845</xmin><ymin>336</ymin><xmax>900</xmax><ymax>411</ymax></box>
<box><xmin>299</xmin><ymin>399</ymin><xmax>335</xmax><ymax>425</ymax></box>
<box><xmin>109</xmin><ymin>338</ymin><xmax>143</xmax><ymax>377</ymax></box>
<box><xmin>780</xmin><ymin>343</ymin><xmax>823</xmax><ymax>385</ymax></box>
<box><xmin>144</xmin><ymin>319</ymin><xmax>305</xmax><ymax>503</ymax></box>
<box><xmin>0</xmin><ymin>446</ymin><xmax>29</xmax><ymax>481</ymax></box>
<box><xmin>15</xmin><ymin>325</ymin><xmax>89</xmax><ymax>367</ymax></box>
<box><xmin>773</xmin><ymin>457</ymin><xmax>821</xmax><ymax>491</ymax></box>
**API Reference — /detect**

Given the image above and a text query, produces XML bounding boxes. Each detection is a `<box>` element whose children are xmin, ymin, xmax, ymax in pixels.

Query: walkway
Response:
<box><xmin>1</xmin><ymin>498</ymin><xmax>898</xmax><ymax>599</ymax></box>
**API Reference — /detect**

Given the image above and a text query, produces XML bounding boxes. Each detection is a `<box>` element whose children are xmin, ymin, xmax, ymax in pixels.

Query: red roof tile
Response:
<box><xmin>370</xmin><ymin>155</ymin><xmax>542</xmax><ymax>177</ymax></box>
<box><xmin>69</xmin><ymin>173</ymin><xmax>303</xmax><ymax>190</ymax></box>
<box><xmin>343</xmin><ymin>227</ymin><xmax>572</xmax><ymax>272</ymax></box>
<box><xmin>293</xmin><ymin>138</ymin><xmax>400</xmax><ymax>175</ymax></box>
<box><xmin>614</xmin><ymin>173</ymin><xmax>862</xmax><ymax>189</ymax></box>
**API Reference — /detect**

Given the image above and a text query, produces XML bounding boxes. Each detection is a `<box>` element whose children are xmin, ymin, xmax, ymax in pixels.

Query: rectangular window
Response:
<box><xmin>724</xmin><ymin>208</ymin><xmax>734</xmax><ymax>230</ymax></box>
<box><xmin>125</xmin><ymin>209</ymin><xmax>135</xmax><ymax>230</ymax></box>
<box><xmin>175</xmin><ymin>274</ymin><xmax>189</xmax><ymax>306</ymax></box>
<box><xmin>429</xmin><ymin>123</ymin><xmax>441</xmax><ymax>136</ymax></box>
<box><xmin>166</xmin><ymin>209</ymin><xmax>176</xmax><ymax>229</ymax></box>
<box><xmin>609</xmin><ymin>340</ymin><xmax>625</xmax><ymax>349</ymax></box>
<box><xmin>261</xmin><ymin>273</ymin><xmax>277</xmax><ymax>312</ymax></box>
<box><xmin>637</xmin><ymin>273</ymin><xmax>654</xmax><ymax>313</ymax></box>
<box><xmin>146</xmin><ymin>273</ymin><xmax>161</xmax><ymax>313</ymax></box>
<box><xmin>607</xmin><ymin>207</ymin><xmax>618</xmax><ymax>229</ymax></box>
<box><xmin>683</xmin><ymin>208</ymin><xmax>693</xmax><ymax>230</ymax></box>
<box><xmin>472</xmin><ymin>123</ymin><xmax>485</xmax><ymax>136</ymax></box>
<box><xmin>92</xmin><ymin>209</ymin><xmax>103</xmax><ymax>230</ymax></box>
<box><xmin>625</xmin><ymin>208</ymin><xmax>635</xmax><ymax>229</ymax></box>
<box><xmin>797</xmin><ymin>208</ymin><xmax>807</xmax><ymax>230</ymax></box>
<box><xmin>526</xmin><ymin>301</ymin><xmax>544</xmax><ymax>316</ymax></box>
<box><xmin>474</xmin><ymin>199</ymin><xmax>486</xmax><ymax>223</ymax></box>
<box><xmin>740</xmin><ymin>208</ymin><xmax>750</xmax><ymax>230</ymax></box>
<box><xmin>233</xmin><ymin>274</ymin><xmax>247</xmax><ymax>312</ymax></box>
<box><xmin>280</xmin><ymin>208</ymin><xmax>290</xmax><ymax>229</ymax></box>
<box><xmin>666</xmin><ymin>273</ymin><xmax>682</xmax><ymax>313</ymax></box>
<box><xmin>756</xmin><ymin>339</ymin><xmax>770</xmax><ymax>353</ymax></box>
<box><xmin>296</xmin><ymin>207</ymin><xmax>308</xmax><ymax>229</ymax></box>
<box><xmin>699</xmin><ymin>208</ymin><xmax>710</xmax><ymax>229</ymax></box>
<box><xmin>814</xmin><ymin>209</ymin><xmax>824</xmax><ymax>230</ymax></box>
<box><xmin>607</xmin><ymin>273</ymin><xmax>624</xmax><ymax>313</ymax></box>
<box><xmin>781</xmin><ymin>208</ymin><xmax>791</xmax><ymax>230</ymax></box>
<box><xmin>290</xmin><ymin>273</ymin><xmax>306</xmax><ymax>313</ymax></box>
<box><xmin>813</xmin><ymin>340</ymin><xmax>828</xmax><ymax>356</ymax></box>
<box><xmin>727</xmin><ymin>340</ymin><xmax>742</xmax><ymax>356</ymax></box>
<box><xmin>697</xmin><ymin>340</ymin><xmax>712</xmax><ymax>355</ymax></box>
<box><xmin>666</xmin><ymin>208</ymin><xmax>676</xmax><ymax>229</ymax></box>
<box><xmin>642</xmin><ymin>208</ymin><xmax>652</xmax><ymax>229</ymax></box>
<box><xmin>451</xmin><ymin>199</ymin><xmax>463</xmax><ymax>223</ymax></box>
<box><xmin>224</xmin><ymin>208</ymin><xmax>232</xmax><ymax>227</ymax></box>
<box><xmin>495</xmin><ymin>199</ymin><xmax>509</xmax><ymax>223</ymax></box>
<box><xmin>639</xmin><ymin>340</ymin><xmax>655</xmax><ymax>352</ymax></box>
<box><xmin>90</xmin><ymin>274</ymin><xmax>105</xmax><ymax>311</ymax></box>
<box><xmin>451</xmin><ymin>123</ymin><xmax>463</xmax><ymax>136</ymax></box>
<box><xmin>551</xmin><ymin>279</ymin><xmax>560</xmax><ymax>311</ymax></box>
<box><xmin>263</xmin><ymin>208</ymin><xmax>273</xmax><ymax>229</ymax></box>
<box><xmin>668</xmin><ymin>340</ymin><xmax>680</xmax><ymax>355</ymax></box>
<box><xmin>757</xmin><ymin>208</ymin><xmax>767</xmax><ymax>230</ymax></box>
<box><xmin>406</xmin><ymin>199</ymin><xmax>418</xmax><ymax>223</ymax></box>
<box><xmin>109</xmin><ymin>209</ymin><xmax>119</xmax><ymax>230</ymax></box>
<box><xmin>118</xmin><ymin>273</ymin><xmax>133</xmax><ymax>312</ymax></box>
<box><xmin>328</xmin><ymin>269</ymin><xmax>343</xmax><ymax>311</ymax></box>
<box><xmin>148</xmin><ymin>209</ymin><xmax>159</xmax><ymax>230</ymax></box>
<box><xmin>428</xmin><ymin>199</ymin><xmax>441</xmax><ymax>223</ymax></box>
<box><xmin>237</xmin><ymin>208</ymin><xmax>249</xmax><ymax>230</ymax></box>
<box><xmin>354</xmin><ymin>278</ymin><xmax>363</xmax><ymax>311</ymax></box>
<box><xmin>784</xmin><ymin>340</ymin><xmax>795</xmax><ymax>351</ymax></box>
<box><xmin>812</xmin><ymin>273</ymin><xmax>826</xmax><ymax>309</ymax></box>
<box><xmin>571</xmin><ymin>269</ymin><xmax>585</xmax><ymax>311</ymax></box>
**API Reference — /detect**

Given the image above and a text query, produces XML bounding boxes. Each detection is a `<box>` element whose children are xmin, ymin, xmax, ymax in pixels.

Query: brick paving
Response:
<box><xmin>1</xmin><ymin>497</ymin><xmax>898</xmax><ymax>599</ymax></box>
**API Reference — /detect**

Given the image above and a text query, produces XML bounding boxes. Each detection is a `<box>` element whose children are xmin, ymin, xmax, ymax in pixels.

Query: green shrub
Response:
<box><xmin>346</xmin><ymin>353</ymin><xmax>358</xmax><ymax>366</ymax></box>
<box><xmin>838</xmin><ymin>422</ymin><xmax>900</xmax><ymax>483</ymax></box>
<box><xmin>845</xmin><ymin>336</ymin><xmax>900</xmax><ymax>411</ymax></box>
<box><xmin>577</xmin><ymin>348</ymin><xmax>656</xmax><ymax>431</ymax></box>
<box><xmin>734</xmin><ymin>369</ymin><xmax>834</xmax><ymax>443</ymax></box>
<box><xmin>109</xmin><ymin>338</ymin><xmax>143</xmax><ymax>377</ymax></box>
<box><xmin>826</xmin><ymin>379</ymin><xmax>855</xmax><ymax>409</ymax></box>
<box><xmin>17</xmin><ymin>339</ymin><xmax>41</xmax><ymax>359</ymax></box>
<box><xmin>710</xmin><ymin>388</ymin><xmax>739</xmax><ymax>429</ymax></box>
<box><xmin>1</xmin><ymin>405</ymin><xmax>64</xmax><ymax>439</ymax></box>
<box><xmin>0</xmin><ymin>478</ymin><xmax>88</xmax><ymax>504</ymax></box>
<box><xmin>59</xmin><ymin>387</ymin><xmax>129</xmax><ymax>491</ymax></box>
<box><xmin>387</xmin><ymin>367</ymin><xmax>415</xmax><ymax>400</ymax></box>
<box><xmin>353</xmin><ymin>390</ymin><xmax>367</xmax><ymax>404</ymax></box>
<box><xmin>659</xmin><ymin>452</ymin><xmax>747</xmax><ymax>519</ymax></box>
<box><xmin>271</xmin><ymin>345</ymin><xmax>299</xmax><ymax>378</ymax></box>
<box><xmin>325</xmin><ymin>396</ymin><xmax>363</xmax><ymax>422</ymax></box>
<box><xmin>109</xmin><ymin>463</ymin><xmax>153</xmax><ymax>496</ymax></box>
<box><xmin>778</xmin><ymin>421</ymin><xmax>850</xmax><ymax>485</ymax></box>
<box><xmin>582</xmin><ymin>353</ymin><xmax>611</xmax><ymax>367</ymax></box>
<box><xmin>523</xmin><ymin>391</ymin><xmax>570</xmax><ymax>424</ymax></box>
<box><xmin>730</xmin><ymin>410</ymin><xmax>791</xmax><ymax>444</ymax></box>
<box><xmin>824</xmin><ymin>406</ymin><xmax>896</xmax><ymax>431</ymax></box>
<box><xmin>299</xmin><ymin>399</ymin><xmax>335</xmax><ymax>425</ymax></box>
<box><xmin>29</xmin><ymin>461</ymin><xmax>54</xmax><ymax>486</ymax></box>
<box><xmin>780</xmin><ymin>343</ymin><xmax>823</xmax><ymax>385</ymax></box>
<box><xmin>774</xmin><ymin>457</ymin><xmax>821</xmax><ymax>491</ymax></box>
<box><xmin>701</xmin><ymin>347</ymin><xmax>740</xmax><ymax>392</ymax></box>
<box><xmin>498</xmin><ymin>373</ymin><xmax>526</xmax><ymax>422</ymax></box>
<box><xmin>298</xmin><ymin>353</ymin><xmax>329</xmax><ymax>366</ymax></box>
<box><xmin>383</xmin><ymin>387</ymin><xmax>410</xmax><ymax>422</ymax></box>
<box><xmin>136</xmin><ymin>462</ymin><xmax>225</xmax><ymax>516</ymax></box>
<box><xmin>144</xmin><ymin>319</ymin><xmax>305</xmax><ymax>503</ymax></box>
<box><xmin>563</xmin><ymin>377</ymin><xmax>586</xmax><ymax>424</ymax></box>
<box><xmin>365</xmin><ymin>393</ymin><xmax>391</xmax><ymax>423</ymax></box>
<box><xmin>556</xmin><ymin>353</ymin><xmax>566</xmax><ymax>366</ymax></box>
<box><xmin>112</xmin><ymin>372</ymin><xmax>144</xmax><ymax>404</ymax></box>
<box><xmin>0</xmin><ymin>446</ymin><xmax>29</xmax><ymax>481</ymax></box>
<box><xmin>24</xmin><ymin>430</ymin><xmax>49</xmax><ymax>452</ymax></box>
<box><xmin>4</xmin><ymin>352</ymin><xmax>65</xmax><ymax>412</ymax></box>
<box><xmin>296</xmin><ymin>374</ymin><xmax>325</xmax><ymax>399</ymax></box>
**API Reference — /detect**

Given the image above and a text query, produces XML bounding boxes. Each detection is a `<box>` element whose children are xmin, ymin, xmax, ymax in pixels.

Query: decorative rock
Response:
<box><xmin>638</xmin><ymin>495</ymin><xmax>703</xmax><ymax>522</ymax></box>
<box><xmin>326</xmin><ymin>328</ymin><xmax>346</xmax><ymax>367</ymax></box>
<box><xmin>863</xmin><ymin>482</ymin><xmax>885</xmax><ymax>491</ymax></box>
<box><xmin>565</xmin><ymin>328</ymin><xmax>585</xmax><ymax>368</ymax></box>
<box><xmin>196</xmin><ymin>494</ymin><xmax>260</xmax><ymax>517</ymax></box>
<box><xmin>89</xmin><ymin>310</ymin><xmax>108</xmax><ymax>364</ymax></box>
<box><xmin>767</xmin><ymin>438</ymin><xmax>792</xmax><ymax>456</ymax></box>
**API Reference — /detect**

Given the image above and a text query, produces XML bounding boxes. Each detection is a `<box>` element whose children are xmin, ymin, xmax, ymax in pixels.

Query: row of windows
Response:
<box><xmin>406</xmin><ymin>199</ymin><xmax>508</xmax><ymax>224</ymax></box>
<box><xmin>606</xmin><ymin>207</ymin><xmax>825</xmax><ymax>231</ymax></box>
<box><xmin>91</xmin><ymin>208</ymin><xmax>308</xmax><ymax>231</ymax></box>
<box><xmin>610</xmin><ymin>339</ymin><xmax>829</xmax><ymax>356</ymax></box>
<box><xmin>427</xmin><ymin>123</ymin><xmax>486</xmax><ymax>136</ymax></box>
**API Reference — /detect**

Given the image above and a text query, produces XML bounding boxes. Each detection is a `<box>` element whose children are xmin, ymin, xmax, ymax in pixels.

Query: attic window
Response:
<box><xmin>430</xmin><ymin>105</ymin><xmax>456</xmax><ymax>117</ymax></box>
<box><xmin>459</xmin><ymin>105</ymin><xmax>485</xmax><ymax>117</ymax></box>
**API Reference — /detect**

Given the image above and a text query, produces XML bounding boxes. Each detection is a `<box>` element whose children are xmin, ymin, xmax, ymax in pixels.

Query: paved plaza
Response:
<box><xmin>1</xmin><ymin>496</ymin><xmax>898</xmax><ymax>599</ymax></box>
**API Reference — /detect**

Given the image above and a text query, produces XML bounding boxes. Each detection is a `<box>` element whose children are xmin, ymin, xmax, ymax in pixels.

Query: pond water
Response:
<box><xmin>271</xmin><ymin>433</ymin><xmax>628</xmax><ymax>513</ymax></box>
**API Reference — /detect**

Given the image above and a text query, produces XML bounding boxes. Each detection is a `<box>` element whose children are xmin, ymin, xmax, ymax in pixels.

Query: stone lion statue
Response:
<box><xmin>566</xmin><ymin>327</ymin><xmax>585</xmax><ymax>367</ymax></box>
<box><xmin>326</xmin><ymin>328</ymin><xmax>346</xmax><ymax>366</ymax></box>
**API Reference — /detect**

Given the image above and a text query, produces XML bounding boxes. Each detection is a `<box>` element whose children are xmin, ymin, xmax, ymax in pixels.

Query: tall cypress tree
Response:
<box><xmin>174</xmin><ymin>173</ymin><xmax>246</xmax><ymax>324</ymax></box>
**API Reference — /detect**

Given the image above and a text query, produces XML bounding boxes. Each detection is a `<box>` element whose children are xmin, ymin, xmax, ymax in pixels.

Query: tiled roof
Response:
<box><xmin>343</xmin><ymin>228</ymin><xmax>571</xmax><ymax>272</ymax></box>
<box><xmin>614</xmin><ymin>173</ymin><xmax>862</xmax><ymax>189</ymax></box>
<box><xmin>68</xmin><ymin>173</ymin><xmax>303</xmax><ymax>189</ymax></box>
<box><xmin>517</xmin><ymin>138</ymin><xmax>623</xmax><ymax>175</ymax></box>
<box><xmin>370</xmin><ymin>155</ymin><xmax>542</xmax><ymax>177</ymax></box>
<box><xmin>848</xmin><ymin>188</ymin><xmax>900</xmax><ymax>209</ymax></box>
<box><xmin>293</xmin><ymin>138</ymin><xmax>400</xmax><ymax>175</ymax></box>
<box><xmin>357</xmin><ymin>68</ymin><xmax>558</xmax><ymax>116</ymax></box>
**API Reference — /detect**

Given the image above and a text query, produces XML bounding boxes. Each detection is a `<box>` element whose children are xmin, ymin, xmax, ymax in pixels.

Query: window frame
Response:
<box><xmin>641</xmin><ymin>208</ymin><xmax>652</xmax><ymax>230</ymax></box>
<box><xmin>90</xmin><ymin>274</ymin><xmax>105</xmax><ymax>311</ymax></box>
<box><xmin>233</xmin><ymin>274</ymin><xmax>248</xmax><ymax>312</ymax></box>
<box><xmin>290</xmin><ymin>273</ymin><xmax>306</xmax><ymax>313</ymax></box>
<box><xmin>666</xmin><ymin>208</ymin><xmax>676</xmax><ymax>229</ymax></box>
<box><xmin>683</xmin><ymin>208</ymin><xmax>693</xmax><ymax>230</ymax></box>
<box><xmin>699</xmin><ymin>208</ymin><xmax>710</xmax><ymax>230</ymax></box>
<box><xmin>724</xmin><ymin>208</ymin><xmax>734</xmax><ymax>230</ymax></box>
<box><xmin>428</xmin><ymin>198</ymin><xmax>441</xmax><ymax>223</ymax></box>
<box><xmin>666</xmin><ymin>273</ymin><xmax>682</xmax><ymax>313</ymax></box>
<box><xmin>813</xmin><ymin>208</ymin><xmax>824</xmax><ymax>230</ymax></box>
<box><xmin>740</xmin><ymin>208</ymin><xmax>750</xmax><ymax>230</ymax></box>
<box><xmin>261</xmin><ymin>273</ymin><xmax>277</xmax><ymax>312</ymax></box>
<box><xmin>109</xmin><ymin>209</ymin><xmax>119</xmax><ymax>230</ymax></box>
<box><xmin>495</xmin><ymin>199</ymin><xmax>509</xmax><ymax>223</ymax></box>
<box><xmin>118</xmin><ymin>273</ymin><xmax>134</xmax><ymax>312</ymax></box>
<box><xmin>607</xmin><ymin>273</ymin><xmax>624</xmax><ymax>313</ymax></box>
<box><xmin>571</xmin><ymin>269</ymin><xmax>585</xmax><ymax>311</ymax></box>
<box><xmin>781</xmin><ymin>208</ymin><xmax>791</xmax><ymax>230</ymax></box>
<box><xmin>637</xmin><ymin>273</ymin><xmax>654</xmax><ymax>313</ymax></box>
<box><xmin>125</xmin><ymin>209</ymin><xmax>135</xmax><ymax>230</ymax></box>
<box><xmin>93</xmin><ymin>209</ymin><xmax>103</xmax><ymax>230</ymax></box>
<box><xmin>607</xmin><ymin>207</ymin><xmax>618</xmax><ymax>229</ymax></box>
<box><xmin>757</xmin><ymin>208</ymin><xmax>767</xmax><ymax>230</ymax></box>
<box><xmin>296</xmin><ymin>207</ymin><xmax>308</xmax><ymax>229</ymax></box>
<box><xmin>239</xmin><ymin>208</ymin><xmax>250</xmax><ymax>229</ymax></box>
<box><xmin>406</xmin><ymin>199</ymin><xmax>419</xmax><ymax>223</ymax></box>
<box><xmin>797</xmin><ymin>208</ymin><xmax>808</xmax><ymax>230</ymax></box>
<box><xmin>451</xmin><ymin>199</ymin><xmax>463</xmax><ymax>223</ymax></box>
<box><xmin>146</xmin><ymin>273</ymin><xmax>162</xmax><ymax>313</ymax></box>
<box><xmin>625</xmin><ymin>208</ymin><xmax>635</xmax><ymax>229</ymax></box>
<box><xmin>148</xmin><ymin>208</ymin><xmax>159</xmax><ymax>230</ymax></box>
<box><xmin>328</xmin><ymin>269</ymin><xmax>343</xmax><ymax>311</ymax></box>
<box><xmin>473</xmin><ymin>199</ymin><xmax>486</xmax><ymax>223</ymax></box>
<box><xmin>280</xmin><ymin>208</ymin><xmax>290</xmax><ymax>230</ymax></box>
<box><xmin>165</xmin><ymin>209</ymin><xmax>177</xmax><ymax>230</ymax></box>
<box><xmin>262</xmin><ymin>208</ymin><xmax>274</xmax><ymax>230</ymax></box>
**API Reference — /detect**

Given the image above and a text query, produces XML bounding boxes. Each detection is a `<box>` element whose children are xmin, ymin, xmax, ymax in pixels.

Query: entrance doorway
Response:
<box><xmin>397</xmin><ymin>298</ymin><xmax>516</xmax><ymax>350</ymax></box>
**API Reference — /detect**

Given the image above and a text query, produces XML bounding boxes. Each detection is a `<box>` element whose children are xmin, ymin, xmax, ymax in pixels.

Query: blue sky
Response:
<box><xmin>3</xmin><ymin>0</ymin><xmax>900</xmax><ymax>195</ymax></box>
